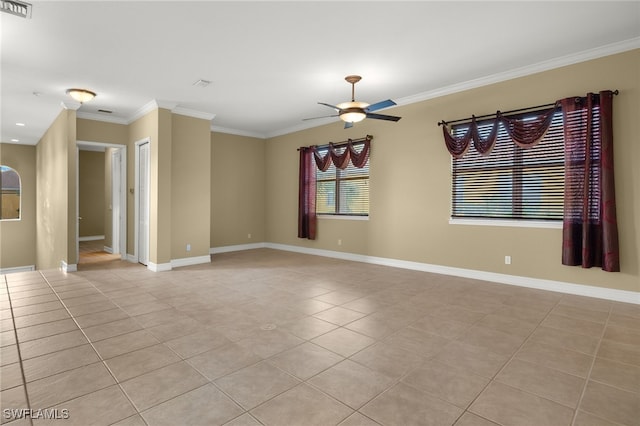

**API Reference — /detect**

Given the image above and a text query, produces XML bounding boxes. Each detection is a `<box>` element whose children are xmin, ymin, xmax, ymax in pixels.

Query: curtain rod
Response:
<box><xmin>437</xmin><ymin>90</ymin><xmax>619</xmax><ymax>127</ymax></box>
<box><xmin>297</xmin><ymin>135</ymin><xmax>372</xmax><ymax>151</ymax></box>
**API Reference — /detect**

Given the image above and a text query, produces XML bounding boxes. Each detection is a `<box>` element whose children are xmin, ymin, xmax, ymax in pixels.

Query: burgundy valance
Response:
<box><xmin>441</xmin><ymin>104</ymin><xmax>560</xmax><ymax>158</ymax></box>
<box><xmin>311</xmin><ymin>136</ymin><xmax>371</xmax><ymax>171</ymax></box>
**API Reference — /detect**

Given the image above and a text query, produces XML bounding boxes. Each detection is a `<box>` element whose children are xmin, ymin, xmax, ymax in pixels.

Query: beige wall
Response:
<box><xmin>0</xmin><ymin>144</ymin><xmax>36</xmax><ymax>269</ymax></box>
<box><xmin>78</xmin><ymin>150</ymin><xmax>105</xmax><ymax>237</ymax></box>
<box><xmin>211</xmin><ymin>132</ymin><xmax>266</xmax><ymax>247</ymax></box>
<box><xmin>171</xmin><ymin>114</ymin><xmax>211</xmax><ymax>260</ymax></box>
<box><xmin>265</xmin><ymin>49</ymin><xmax>640</xmax><ymax>293</ymax></box>
<box><xmin>35</xmin><ymin>109</ymin><xmax>77</xmax><ymax>269</ymax></box>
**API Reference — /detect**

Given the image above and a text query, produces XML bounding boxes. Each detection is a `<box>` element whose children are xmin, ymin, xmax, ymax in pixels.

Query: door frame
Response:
<box><xmin>76</xmin><ymin>140</ymin><xmax>127</xmax><ymax>262</ymax></box>
<box><xmin>134</xmin><ymin>138</ymin><xmax>151</xmax><ymax>265</ymax></box>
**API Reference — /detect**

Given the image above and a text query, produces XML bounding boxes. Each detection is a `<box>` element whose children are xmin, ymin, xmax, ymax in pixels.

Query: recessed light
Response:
<box><xmin>11</xmin><ymin>139</ymin><xmax>19</xmax><ymax>142</ymax></box>
<box><xmin>16</xmin><ymin>122</ymin><xmax>25</xmax><ymax>126</ymax></box>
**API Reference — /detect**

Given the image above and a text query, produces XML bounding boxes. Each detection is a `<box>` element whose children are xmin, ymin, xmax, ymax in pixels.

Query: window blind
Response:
<box><xmin>316</xmin><ymin>145</ymin><xmax>369</xmax><ymax>215</ymax></box>
<box><xmin>452</xmin><ymin>110</ymin><xmax>565</xmax><ymax>220</ymax></box>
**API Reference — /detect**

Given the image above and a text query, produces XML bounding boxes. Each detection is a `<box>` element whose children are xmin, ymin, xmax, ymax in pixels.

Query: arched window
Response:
<box><xmin>1</xmin><ymin>165</ymin><xmax>21</xmax><ymax>220</ymax></box>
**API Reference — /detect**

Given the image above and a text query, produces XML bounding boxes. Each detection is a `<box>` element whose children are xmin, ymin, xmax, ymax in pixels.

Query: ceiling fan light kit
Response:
<box><xmin>305</xmin><ymin>75</ymin><xmax>401</xmax><ymax>129</ymax></box>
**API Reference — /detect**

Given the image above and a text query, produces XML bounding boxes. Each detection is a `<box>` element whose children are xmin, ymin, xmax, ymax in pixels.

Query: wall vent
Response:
<box><xmin>1</xmin><ymin>0</ymin><xmax>32</xmax><ymax>18</ymax></box>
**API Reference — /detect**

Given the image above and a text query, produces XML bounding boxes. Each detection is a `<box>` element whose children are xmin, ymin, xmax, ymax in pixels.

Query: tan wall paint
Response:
<box><xmin>77</xmin><ymin>119</ymin><xmax>128</xmax><ymax>145</ymax></box>
<box><xmin>0</xmin><ymin>144</ymin><xmax>36</xmax><ymax>269</ymax></box>
<box><xmin>35</xmin><ymin>109</ymin><xmax>76</xmax><ymax>269</ymax></box>
<box><xmin>265</xmin><ymin>50</ymin><xmax>640</xmax><ymax>293</ymax></box>
<box><xmin>155</xmin><ymin>109</ymin><xmax>173</xmax><ymax>265</ymax></box>
<box><xmin>78</xmin><ymin>150</ymin><xmax>105</xmax><ymax>237</ymax></box>
<box><xmin>211</xmin><ymin>132</ymin><xmax>266</xmax><ymax>248</ymax></box>
<box><xmin>171</xmin><ymin>114</ymin><xmax>211</xmax><ymax>259</ymax></box>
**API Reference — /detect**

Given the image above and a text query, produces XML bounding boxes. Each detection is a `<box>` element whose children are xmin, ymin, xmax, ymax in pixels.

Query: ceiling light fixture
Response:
<box><xmin>66</xmin><ymin>88</ymin><xmax>96</xmax><ymax>103</ymax></box>
<box><xmin>337</xmin><ymin>101</ymin><xmax>368</xmax><ymax>123</ymax></box>
<box><xmin>16</xmin><ymin>122</ymin><xmax>25</xmax><ymax>126</ymax></box>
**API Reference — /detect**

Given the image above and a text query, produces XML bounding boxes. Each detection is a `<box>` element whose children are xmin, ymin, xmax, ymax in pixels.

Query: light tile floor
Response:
<box><xmin>1</xmin><ymin>249</ymin><xmax>639</xmax><ymax>426</ymax></box>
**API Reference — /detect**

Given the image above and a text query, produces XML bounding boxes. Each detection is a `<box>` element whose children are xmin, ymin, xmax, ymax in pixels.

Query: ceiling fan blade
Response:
<box><xmin>318</xmin><ymin>102</ymin><xmax>341</xmax><ymax>111</ymax></box>
<box><xmin>365</xmin><ymin>99</ymin><xmax>396</xmax><ymax>112</ymax></box>
<box><xmin>366</xmin><ymin>112</ymin><xmax>402</xmax><ymax>122</ymax></box>
<box><xmin>344</xmin><ymin>121</ymin><xmax>354</xmax><ymax>129</ymax></box>
<box><xmin>302</xmin><ymin>114</ymin><xmax>339</xmax><ymax>121</ymax></box>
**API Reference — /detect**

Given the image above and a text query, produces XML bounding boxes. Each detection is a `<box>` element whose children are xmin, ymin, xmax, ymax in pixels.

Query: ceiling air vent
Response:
<box><xmin>192</xmin><ymin>79</ymin><xmax>212</xmax><ymax>88</ymax></box>
<box><xmin>1</xmin><ymin>0</ymin><xmax>32</xmax><ymax>18</ymax></box>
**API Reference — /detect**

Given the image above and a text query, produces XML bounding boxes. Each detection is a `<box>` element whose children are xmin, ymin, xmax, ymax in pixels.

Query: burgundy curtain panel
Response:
<box><xmin>561</xmin><ymin>91</ymin><xmax>619</xmax><ymax>271</ymax></box>
<box><xmin>298</xmin><ymin>147</ymin><xmax>317</xmax><ymax>240</ymax></box>
<box><xmin>298</xmin><ymin>137</ymin><xmax>371</xmax><ymax>240</ymax></box>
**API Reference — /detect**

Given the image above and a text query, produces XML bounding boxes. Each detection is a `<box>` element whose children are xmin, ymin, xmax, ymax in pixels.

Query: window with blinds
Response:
<box><xmin>316</xmin><ymin>144</ymin><xmax>369</xmax><ymax>215</ymax></box>
<box><xmin>451</xmin><ymin>110</ymin><xmax>565</xmax><ymax>221</ymax></box>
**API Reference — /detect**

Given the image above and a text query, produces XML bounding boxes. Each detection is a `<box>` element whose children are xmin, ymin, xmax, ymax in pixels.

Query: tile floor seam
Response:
<box><xmin>569</xmin><ymin>301</ymin><xmax>614</xmax><ymax>426</ymax></box>
<box><xmin>8</xmin><ymin>250</ymin><xmax>636</xmax><ymax>426</ymax></box>
<box><xmin>459</xmin><ymin>291</ymin><xmax>566</xmax><ymax>423</ymax></box>
<box><xmin>2</xmin><ymin>273</ymin><xmax>34</xmax><ymax>426</ymax></box>
<box><xmin>35</xmin><ymin>271</ymin><xmax>148</xmax><ymax>425</ymax></box>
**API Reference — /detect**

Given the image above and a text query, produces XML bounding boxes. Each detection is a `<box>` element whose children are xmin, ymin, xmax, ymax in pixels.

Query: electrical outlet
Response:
<box><xmin>338</xmin><ymin>239</ymin><xmax>342</xmax><ymax>246</ymax></box>
<box><xmin>505</xmin><ymin>255</ymin><xmax>511</xmax><ymax>265</ymax></box>
<box><xmin>186</xmin><ymin>244</ymin><xmax>191</xmax><ymax>252</ymax></box>
<box><xmin>248</xmin><ymin>233</ymin><xmax>252</xmax><ymax>239</ymax></box>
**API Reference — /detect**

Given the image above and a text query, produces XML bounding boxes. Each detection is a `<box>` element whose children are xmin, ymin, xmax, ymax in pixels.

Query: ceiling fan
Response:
<box><xmin>304</xmin><ymin>75</ymin><xmax>402</xmax><ymax>128</ymax></box>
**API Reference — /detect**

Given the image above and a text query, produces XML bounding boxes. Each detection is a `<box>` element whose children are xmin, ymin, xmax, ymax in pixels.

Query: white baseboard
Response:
<box><xmin>210</xmin><ymin>242</ymin><xmax>266</xmax><ymax>254</ymax></box>
<box><xmin>61</xmin><ymin>261</ymin><xmax>77</xmax><ymax>273</ymax></box>
<box><xmin>78</xmin><ymin>235</ymin><xmax>105</xmax><ymax>242</ymax></box>
<box><xmin>126</xmin><ymin>253</ymin><xmax>137</xmax><ymax>263</ymax></box>
<box><xmin>103</xmin><ymin>246</ymin><xmax>113</xmax><ymax>254</ymax></box>
<box><xmin>263</xmin><ymin>243</ymin><xmax>639</xmax><ymax>305</ymax></box>
<box><xmin>171</xmin><ymin>255</ymin><xmax>211</xmax><ymax>268</ymax></box>
<box><xmin>0</xmin><ymin>265</ymin><xmax>35</xmax><ymax>275</ymax></box>
<box><xmin>147</xmin><ymin>261</ymin><xmax>171</xmax><ymax>272</ymax></box>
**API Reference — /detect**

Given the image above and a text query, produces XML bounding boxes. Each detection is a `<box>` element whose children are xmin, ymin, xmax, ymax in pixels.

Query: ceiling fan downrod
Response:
<box><xmin>345</xmin><ymin>75</ymin><xmax>362</xmax><ymax>101</ymax></box>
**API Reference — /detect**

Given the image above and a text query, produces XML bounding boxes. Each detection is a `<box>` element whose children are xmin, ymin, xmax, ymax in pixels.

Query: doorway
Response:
<box><xmin>76</xmin><ymin>141</ymin><xmax>127</xmax><ymax>265</ymax></box>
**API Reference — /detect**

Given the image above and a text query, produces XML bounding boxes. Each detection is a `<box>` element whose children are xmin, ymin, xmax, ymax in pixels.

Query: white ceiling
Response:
<box><xmin>2</xmin><ymin>1</ymin><xmax>639</xmax><ymax>145</ymax></box>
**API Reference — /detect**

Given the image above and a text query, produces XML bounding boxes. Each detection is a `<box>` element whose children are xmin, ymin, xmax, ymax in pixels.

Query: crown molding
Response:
<box><xmin>211</xmin><ymin>125</ymin><xmax>266</xmax><ymax>139</ymax></box>
<box><xmin>76</xmin><ymin>111</ymin><xmax>128</xmax><ymax>125</ymax></box>
<box><xmin>172</xmin><ymin>106</ymin><xmax>215</xmax><ymax>121</ymax></box>
<box><xmin>60</xmin><ymin>100</ymin><xmax>81</xmax><ymax>111</ymax></box>
<box><xmin>395</xmin><ymin>37</ymin><xmax>640</xmax><ymax>107</ymax></box>
<box><xmin>127</xmin><ymin>99</ymin><xmax>179</xmax><ymax>124</ymax></box>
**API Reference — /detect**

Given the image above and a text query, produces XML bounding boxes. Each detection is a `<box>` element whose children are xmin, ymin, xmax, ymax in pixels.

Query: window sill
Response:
<box><xmin>449</xmin><ymin>218</ymin><xmax>562</xmax><ymax>229</ymax></box>
<box><xmin>318</xmin><ymin>214</ymin><xmax>369</xmax><ymax>221</ymax></box>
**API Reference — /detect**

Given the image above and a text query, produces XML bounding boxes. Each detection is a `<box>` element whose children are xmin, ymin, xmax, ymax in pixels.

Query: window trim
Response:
<box><xmin>315</xmin><ymin>144</ymin><xmax>370</xmax><ymax>217</ymax></box>
<box><xmin>449</xmin><ymin>217</ymin><xmax>562</xmax><ymax>229</ymax></box>
<box><xmin>1</xmin><ymin>165</ymin><xmax>22</xmax><ymax>222</ymax></box>
<box><xmin>318</xmin><ymin>214</ymin><xmax>369</xmax><ymax>221</ymax></box>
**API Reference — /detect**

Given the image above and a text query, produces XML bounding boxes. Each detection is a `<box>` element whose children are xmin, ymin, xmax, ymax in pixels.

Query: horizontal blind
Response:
<box><xmin>316</xmin><ymin>144</ymin><xmax>369</xmax><ymax>215</ymax></box>
<box><xmin>452</xmin><ymin>111</ymin><xmax>565</xmax><ymax>220</ymax></box>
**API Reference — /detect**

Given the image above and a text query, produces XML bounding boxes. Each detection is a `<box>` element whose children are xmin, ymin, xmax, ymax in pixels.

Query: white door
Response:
<box><xmin>137</xmin><ymin>142</ymin><xmax>150</xmax><ymax>265</ymax></box>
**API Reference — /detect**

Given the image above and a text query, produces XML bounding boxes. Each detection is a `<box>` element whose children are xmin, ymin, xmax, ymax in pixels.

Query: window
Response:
<box><xmin>1</xmin><ymin>165</ymin><xmax>21</xmax><ymax>220</ymax></box>
<box><xmin>451</xmin><ymin>110</ymin><xmax>565</xmax><ymax>221</ymax></box>
<box><xmin>316</xmin><ymin>144</ymin><xmax>369</xmax><ymax>215</ymax></box>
